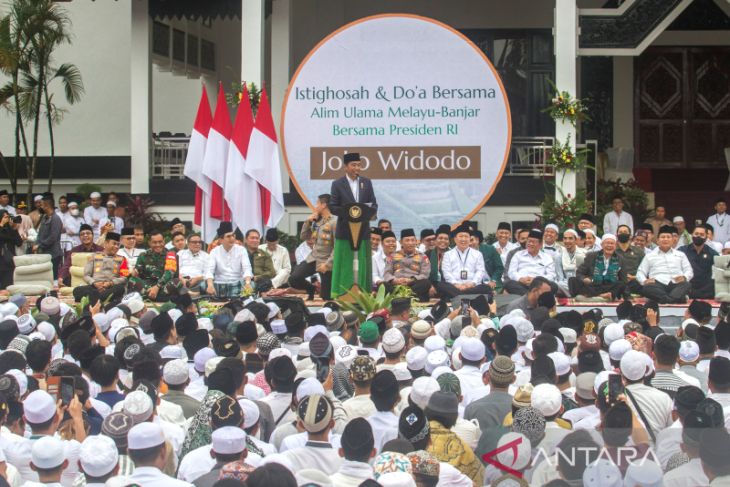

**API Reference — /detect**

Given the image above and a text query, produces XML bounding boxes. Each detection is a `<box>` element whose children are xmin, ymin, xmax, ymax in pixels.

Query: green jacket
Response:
<box><xmin>249</xmin><ymin>248</ymin><xmax>276</xmax><ymax>281</ymax></box>
<box><xmin>133</xmin><ymin>249</ymin><xmax>177</xmax><ymax>289</ymax></box>
<box><xmin>428</xmin><ymin>247</ymin><xmax>449</xmax><ymax>283</ymax></box>
<box><xmin>479</xmin><ymin>243</ymin><xmax>504</xmax><ymax>291</ymax></box>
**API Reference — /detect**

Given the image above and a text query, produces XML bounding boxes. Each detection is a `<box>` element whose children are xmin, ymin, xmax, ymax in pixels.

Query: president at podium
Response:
<box><xmin>329</xmin><ymin>152</ymin><xmax>378</xmax><ymax>296</ymax></box>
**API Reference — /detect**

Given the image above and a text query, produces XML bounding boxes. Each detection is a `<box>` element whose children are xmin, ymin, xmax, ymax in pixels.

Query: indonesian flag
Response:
<box><xmin>202</xmin><ymin>82</ymin><xmax>232</xmax><ymax>222</ymax></box>
<box><xmin>183</xmin><ymin>86</ymin><xmax>218</xmax><ymax>239</ymax></box>
<box><xmin>224</xmin><ymin>84</ymin><xmax>262</xmax><ymax>234</ymax></box>
<box><xmin>245</xmin><ymin>87</ymin><xmax>284</xmax><ymax>228</ymax></box>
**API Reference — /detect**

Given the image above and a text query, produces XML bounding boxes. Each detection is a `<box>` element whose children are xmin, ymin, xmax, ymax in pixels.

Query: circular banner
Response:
<box><xmin>281</xmin><ymin>14</ymin><xmax>511</xmax><ymax>231</ymax></box>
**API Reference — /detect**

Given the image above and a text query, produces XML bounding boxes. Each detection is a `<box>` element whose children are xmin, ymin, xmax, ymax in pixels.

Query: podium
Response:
<box><xmin>331</xmin><ymin>202</ymin><xmax>376</xmax><ymax>297</ymax></box>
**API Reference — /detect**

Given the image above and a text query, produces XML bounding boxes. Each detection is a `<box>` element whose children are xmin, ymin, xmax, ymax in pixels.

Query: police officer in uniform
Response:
<box><xmin>73</xmin><ymin>231</ymin><xmax>128</xmax><ymax>302</ymax></box>
<box><xmin>289</xmin><ymin>194</ymin><xmax>337</xmax><ymax>300</ymax></box>
<box><xmin>383</xmin><ymin>228</ymin><xmax>431</xmax><ymax>302</ymax></box>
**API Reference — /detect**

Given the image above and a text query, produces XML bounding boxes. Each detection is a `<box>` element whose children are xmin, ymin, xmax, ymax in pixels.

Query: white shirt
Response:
<box><xmin>177</xmin><ymin>249</ymin><xmax>209</xmax><ymax>278</ymax></box>
<box><xmin>132</xmin><ymin>466</ymin><xmax>193</xmax><ymax>487</ymax></box>
<box><xmin>259</xmin><ymin>244</ymin><xmax>291</xmax><ymax>288</ymax></box>
<box><xmin>262</xmin><ymin>441</ymin><xmax>343</xmax><ymax>476</ymax></box>
<box><xmin>82</xmin><ymin>206</ymin><xmax>107</xmax><ymax>238</ymax></box>
<box><xmin>0</xmin><ymin>204</ymin><xmax>16</xmax><ymax>216</ymax></box>
<box><xmin>454</xmin><ymin>365</ymin><xmax>485</xmax><ymax>406</ymax></box>
<box><xmin>654</xmin><ymin>420</ymin><xmax>682</xmax><ymax>469</ymax></box>
<box><xmin>62</xmin><ymin>214</ymin><xmax>85</xmax><ymax>247</ymax></box>
<box><xmin>6</xmin><ymin>436</ymin><xmax>80</xmax><ymax>487</ymax></box>
<box><xmin>372</xmin><ymin>249</ymin><xmax>390</xmax><ymax>284</ymax></box>
<box><xmin>493</xmin><ymin>241</ymin><xmax>519</xmax><ymax>265</ymax></box>
<box><xmin>368</xmin><ymin>411</ymin><xmax>399</xmax><ymax>452</ymax></box>
<box><xmin>295</xmin><ymin>241</ymin><xmax>312</xmax><ymax>264</ymax></box>
<box><xmin>441</xmin><ymin>247</ymin><xmax>486</xmax><ymax>285</ymax></box>
<box><xmin>508</xmin><ymin>249</ymin><xmax>556</xmax><ymax>281</ymax></box>
<box><xmin>624</xmin><ymin>382</ymin><xmax>673</xmax><ymax>436</ymax></box>
<box><xmin>205</xmin><ymin>244</ymin><xmax>253</xmax><ymax>283</ymax></box>
<box><xmin>603</xmin><ymin>210</ymin><xmax>634</xmax><ymax>235</ymax></box>
<box><xmin>259</xmin><ymin>391</ymin><xmax>294</xmax><ymax>426</ymax></box>
<box><xmin>636</xmin><ymin>247</ymin><xmax>694</xmax><ymax>285</ymax></box>
<box><xmin>663</xmin><ymin>458</ymin><xmax>709</xmax><ymax>487</ymax></box>
<box><xmin>117</xmin><ymin>247</ymin><xmax>145</xmax><ymax>269</ymax></box>
<box><xmin>347</xmin><ymin>175</ymin><xmax>359</xmax><ymax>201</ymax></box>
<box><xmin>708</xmin><ymin>213</ymin><xmax>730</xmax><ymax>245</ymax></box>
<box><xmin>561</xmin><ymin>404</ymin><xmax>598</xmax><ymax>426</ymax></box>
<box><xmin>343</xmin><ymin>394</ymin><xmax>376</xmax><ymax>419</ymax></box>
<box><xmin>279</xmin><ymin>432</ymin><xmax>341</xmax><ymax>452</ymax></box>
<box><xmin>99</xmin><ymin>216</ymin><xmax>124</xmax><ymax>234</ymax></box>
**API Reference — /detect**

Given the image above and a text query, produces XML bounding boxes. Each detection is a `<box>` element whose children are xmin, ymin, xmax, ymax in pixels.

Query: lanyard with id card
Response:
<box><xmin>458</xmin><ymin>249</ymin><xmax>470</xmax><ymax>280</ymax></box>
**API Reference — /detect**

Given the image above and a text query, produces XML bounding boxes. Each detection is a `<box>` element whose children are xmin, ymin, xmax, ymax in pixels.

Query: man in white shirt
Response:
<box><xmin>708</xmin><ymin>198</ymin><xmax>730</xmax><ymax>245</ymax></box>
<box><xmin>177</xmin><ymin>234</ymin><xmax>208</xmax><ymax>293</ymax></box>
<box><xmin>492</xmin><ymin>222</ymin><xmax>518</xmax><ymax>265</ymax></box>
<box><xmin>117</xmin><ymin>227</ymin><xmax>145</xmax><ymax>269</ymax></box>
<box><xmin>637</xmin><ymin>224</ymin><xmax>693</xmax><ymax>303</ymax></box>
<box><xmin>603</xmin><ymin>195</ymin><xmax>634</xmax><ymax>235</ymax></box>
<box><xmin>372</xmin><ymin>230</ymin><xmax>397</xmax><ymax>289</ymax></box>
<box><xmin>0</xmin><ymin>189</ymin><xmax>16</xmax><ymax>216</ymax></box>
<box><xmin>554</xmin><ymin>229</ymin><xmax>586</xmax><ymax>296</ymax></box>
<box><xmin>99</xmin><ymin>201</ymin><xmax>123</xmax><ymax>234</ymax></box>
<box><xmin>295</xmin><ymin>236</ymin><xmax>313</xmax><ymax>264</ymax></box>
<box><xmin>127</xmin><ymin>422</ymin><xmax>193</xmax><ymax>487</ymax></box>
<box><xmin>504</xmin><ymin>229</ymin><xmax>556</xmax><ymax>295</ymax></box>
<box><xmin>62</xmin><ymin>201</ymin><xmax>85</xmax><ymax>248</ymax></box>
<box><xmin>83</xmin><ymin>192</ymin><xmax>107</xmax><ymax>239</ymax></box>
<box><xmin>436</xmin><ymin>223</ymin><xmax>492</xmax><ymax>300</ymax></box>
<box><xmin>205</xmin><ymin>222</ymin><xmax>253</xmax><ymax>298</ymax></box>
<box><xmin>366</xmin><ymin>371</ymin><xmax>401</xmax><ymax>452</ymax></box>
<box><xmin>541</xmin><ymin>223</ymin><xmax>561</xmax><ymax>255</ymax></box>
<box><xmin>259</xmin><ymin>228</ymin><xmax>291</xmax><ymax>289</ymax></box>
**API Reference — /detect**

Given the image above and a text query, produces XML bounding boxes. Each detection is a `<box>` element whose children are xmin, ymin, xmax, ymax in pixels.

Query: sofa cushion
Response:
<box><xmin>6</xmin><ymin>283</ymin><xmax>52</xmax><ymax>296</ymax></box>
<box><xmin>13</xmin><ymin>254</ymin><xmax>52</xmax><ymax>266</ymax></box>
<box><xmin>14</xmin><ymin>262</ymin><xmax>53</xmax><ymax>276</ymax></box>
<box><xmin>71</xmin><ymin>252</ymin><xmax>93</xmax><ymax>267</ymax></box>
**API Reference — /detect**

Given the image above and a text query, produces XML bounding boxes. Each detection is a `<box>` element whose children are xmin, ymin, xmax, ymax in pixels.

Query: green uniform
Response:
<box><xmin>479</xmin><ymin>243</ymin><xmax>505</xmax><ymax>292</ymax></box>
<box><xmin>131</xmin><ymin>249</ymin><xmax>178</xmax><ymax>299</ymax></box>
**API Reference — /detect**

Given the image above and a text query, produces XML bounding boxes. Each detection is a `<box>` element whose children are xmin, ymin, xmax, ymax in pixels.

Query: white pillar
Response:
<box><xmin>242</xmin><ymin>0</ymin><xmax>266</xmax><ymax>84</ymax></box>
<box><xmin>554</xmin><ymin>0</ymin><xmax>578</xmax><ymax>202</ymax></box>
<box><xmin>130</xmin><ymin>0</ymin><xmax>151</xmax><ymax>194</ymax></box>
<box><xmin>271</xmin><ymin>0</ymin><xmax>291</xmax><ymax>194</ymax></box>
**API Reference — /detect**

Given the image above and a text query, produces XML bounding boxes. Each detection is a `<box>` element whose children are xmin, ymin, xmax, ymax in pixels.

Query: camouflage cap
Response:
<box><xmin>350</xmin><ymin>355</ymin><xmax>377</xmax><ymax>382</ymax></box>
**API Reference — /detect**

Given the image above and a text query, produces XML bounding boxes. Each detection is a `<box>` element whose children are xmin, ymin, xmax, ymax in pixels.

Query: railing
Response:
<box><xmin>150</xmin><ymin>134</ymin><xmax>591</xmax><ymax>180</ymax></box>
<box><xmin>151</xmin><ymin>134</ymin><xmax>189</xmax><ymax>180</ymax></box>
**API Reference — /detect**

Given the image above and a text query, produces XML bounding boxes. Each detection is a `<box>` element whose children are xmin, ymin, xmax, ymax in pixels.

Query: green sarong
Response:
<box><xmin>331</xmin><ymin>238</ymin><xmax>372</xmax><ymax>297</ymax></box>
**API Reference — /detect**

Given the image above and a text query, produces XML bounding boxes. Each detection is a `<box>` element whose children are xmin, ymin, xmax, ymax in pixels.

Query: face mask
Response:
<box><xmin>70</xmin><ymin>209</ymin><xmax>79</xmax><ymax>216</ymax></box>
<box><xmin>692</xmin><ymin>236</ymin><xmax>706</xmax><ymax>246</ymax></box>
<box><xmin>617</xmin><ymin>234</ymin><xmax>630</xmax><ymax>243</ymax></box>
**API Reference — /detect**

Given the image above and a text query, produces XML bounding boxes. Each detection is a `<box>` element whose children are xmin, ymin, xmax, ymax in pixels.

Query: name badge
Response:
<box><xmin>461</xmin><ymin>270</ymin><xmax>468</xmax><ymax>280</ymax></box>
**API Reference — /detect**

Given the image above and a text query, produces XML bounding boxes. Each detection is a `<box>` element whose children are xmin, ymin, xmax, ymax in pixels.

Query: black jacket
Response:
<box><xmin>576</xmin><ymin>250</ymin><xmax>627</xmax><ymax>283</ymax></box>
<box><xmin>329</xmin><ymin>175</ymin><xmax>377</xmax><ymax>240</ymax></box>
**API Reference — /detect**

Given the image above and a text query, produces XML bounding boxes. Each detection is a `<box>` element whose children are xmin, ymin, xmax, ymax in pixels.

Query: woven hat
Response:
<box><xmin>489</xmin><ymin>356</ymin><xmax>515</xmax><ymax>387</ymax></box>
<box><xmin>256</xmin><ymin>332</ymin><xmax>280</xmax><ymax>356</ymax></box>
<box><xmin>512</xmin><ymin>384</ymin><xmax>534</xmax><ymax>408</ymax></box>
<box><xmin>512</xmin><ymin>406</ymin><xmax>546</xmax><ymax>445</ymax></box>
<box><xmin>411</xmin><ymin>320</ymin><xmax>432</xmax><ymax>340</ymax></box>
<box><xmin>350</xmin><ymin>355</ymin><xmax>377</xmax><ymax>382</ymax></box>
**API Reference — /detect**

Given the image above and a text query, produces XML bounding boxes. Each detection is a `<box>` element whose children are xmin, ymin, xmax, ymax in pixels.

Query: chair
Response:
<box><xmin>6</xmin><ymin>254</ymin><xmax>54</xmax><ymax>295</ymax></box>
<box><xmin>713</xmin><ymin>255</ymin><xmax>730</xmax><ymax>301</ymax></box>
<box><xmin>70</xmin><ymin>252</ymin><xmax>94</xmax><ymax>288</ymax></box>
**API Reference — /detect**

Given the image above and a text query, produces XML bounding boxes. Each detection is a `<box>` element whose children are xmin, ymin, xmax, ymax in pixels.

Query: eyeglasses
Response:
<box><xmin>189</xmin><ymin>240</ymin><xmax>202</xmax><ymax>245</ymax></box>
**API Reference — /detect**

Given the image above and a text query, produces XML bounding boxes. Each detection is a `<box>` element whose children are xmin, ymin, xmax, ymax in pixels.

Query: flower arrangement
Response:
<box><xmin>539</xmin><ymin>189</ymin><xmax>593</xmax><ymax>230</ymax></box>
<box><xmin>226</xmin><ymin>81</ymin><xmax>261</xmax><ymax>113</ymax></box>
<box><xmin>543</xmin><ymin>83</ymin><xmax>590</xmax><ymax>126</ymax></box>
<box><xmin>547</xmin><ymin>135</ymin><xmax>590</xmax><ymax>172</ymax></box>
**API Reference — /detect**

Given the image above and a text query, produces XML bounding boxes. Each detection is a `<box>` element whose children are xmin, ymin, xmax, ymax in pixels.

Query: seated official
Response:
<box><xmin>541</xmin><ymin>223</ymin><xmax>562</xmax><ymax>255</ymax></box>
<box><xmin>243</xmin><ymin>229</ymin><xmax>276</xmax><ymax>293</ymax></box>
<box><xmin>554</xmin><ymin>229</ymin><xmax>586</xmax><ymax>296</ymax></box>
<box><xmin>504</xmin><ymin>229</ymin><xmax>557</xmax><ymax>295</ymax></box>
<box><xmin>373</xmin><ymin>230</ymin><xmax>398</xmax><ymax>288</ymax></box>
<box><xmin>502</xmin><ymin>228</ymin><xmax>529</xmax><ymax>281</ymax></box>
<box><xmin>637</xmin><ymin>225</ymin><xmax>694</xmax><ymax>304</ymax></box>
<box><xmin>383</xmin><ymin>228</ymin><xmax>431</xmax><ymax>302</ymax></box>
<box><xmin>117</xmin><ymin>227</ymin><xmax>145</xmax><ymax>270</ymax></box>
<box><xmin>428</xmin><ymin>224</ymin><xmax>452</xmax><ymax>286</ymax></box>
<box><xmin>259</xmin><ymin>228</ymin><xmax>291</xmax><ymax>289</ymax></box>
<box><xmin>58</xmin><ymin>223</ymin><xmax>103</xmax><ymax>287</ymax></box>
<box><xmin>679</xmin><ymin>224</ymin><xmax>718</xmax><ymax>299</ymax></box>
<box><xmin>205</xmin><ymin>222</ymin><xmax>253</xmax><ymax>298</ymax></box>
<box><xmin>615</xmin><ymin>224</ymin><xmax>644</xmax><ymax>296</ymax></box>
<box><xmin>130</xmin><ymin>230</ymin><xmax>180</xmax><ymax>301</ymax></box>
<box><xmin>73</xmin><ymin>231</ymin><xmax>128</xmax><ymax>302</ymax></box>
<box><xmin>493</xmin><ymin>221</ymin><xmax>519</xmax><ymax>266</ymax></box>
<box><xmin>436</xmin><ymin>224</ymin><xmax>493</xmax><ymax>300</ymax></box>
<box><xmin>417</xmin><ymin>228</ymin><xmax>436</xmax><ymax>254</ymax></box>
<box><xmin>165</xmin><ymin>218</ymin><xmax>187</xmax><ymax>250</ymax></box>
<box><xmin>569</xmin><ymin>234</ymin><xmax>627</xmax><ymax>300</ymax></box>
<box><xmin>472</xmin><ymin>230</ymin><xmax>504</xmax><ymax>292</ymax></box>
<box><xmin>289</xmin><ymin>193</ymin><xmax>336</xmax><ymax>300</ymax></box>
<box><xmin>177</xmin><ymin>234</ymin><xmax>209</xmax><ymax>293</ymax></box>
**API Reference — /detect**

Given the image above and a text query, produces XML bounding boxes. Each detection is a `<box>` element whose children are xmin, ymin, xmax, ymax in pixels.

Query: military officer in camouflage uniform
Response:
<box><xmin>131</xmin><ymin>231</ymin><xmax>179</xmax><ymax>301</ymax></box>
<box><xmin>289</xmin><ymin>194</ymin><xmax>337</xmax><ymax>300</ymax></box>
<box><xmin>73</xmin><ymin>232</ymin><xmax>128</xmax><ymax>302</ymax></box>
<box><xmin>383</xmin><ymin>228</ymin><xmax>431</xmax><ymax>302</ymax></box>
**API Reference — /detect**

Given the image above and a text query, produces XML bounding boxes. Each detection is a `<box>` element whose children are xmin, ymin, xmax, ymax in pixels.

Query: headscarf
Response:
<box><xmin>180</xmin><ymin>389</ymin><xmax>225</xmax><ymax>457</ymax></box>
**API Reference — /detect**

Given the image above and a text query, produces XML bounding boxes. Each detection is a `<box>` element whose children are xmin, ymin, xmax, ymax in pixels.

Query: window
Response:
<box><xmin>461</xmin><ymin>29</ymin><xmax>555</xmax><ymax>137</ymax></box>
<box><xmin>201</xmin><ymin>39</ymin><xmax>216</xmax><ymax>71</ymax></box>
<box><xmin>172</xmin><ymin>29</ymin><xmax>185</xmax><ymax>63</ymax></box>
<box><xmin>187</xmin><ymin>34</ymin><xmax>199</xmax><ymax>66</ymax></box>
<box><xmin>152</xmin><ymin>22</ymin><xmax>170</xmax><ymax>57</ymax></box>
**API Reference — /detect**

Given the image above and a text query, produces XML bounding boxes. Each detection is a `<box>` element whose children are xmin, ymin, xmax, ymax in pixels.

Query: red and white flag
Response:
<box><xmin>183</xmin><ymin>86</ymin><xmax>218</xmax><ymax>238</ymax></box>
<box><xmin>224</xmin><ymin>84</ymin><xmax>262</xmax><ymax>234</ymax></box>
<box><xmin>245</xmin><ymin>87</ymin><xmax>284</xmax><ymax>229</ymax></box>
<box><xmin>202</xmin><ymin>83</ymin><xmax>232</xmax><ymax>227</ymax></box>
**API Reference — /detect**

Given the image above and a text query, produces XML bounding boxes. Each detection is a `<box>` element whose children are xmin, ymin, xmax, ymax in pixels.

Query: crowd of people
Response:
<box><xmin>2</xmin><ymin>188</ymin><xmax>730</xmax><ymax>307</ymax></box>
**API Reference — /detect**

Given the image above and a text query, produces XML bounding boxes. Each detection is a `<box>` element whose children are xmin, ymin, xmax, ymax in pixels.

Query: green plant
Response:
<box><xmin>225</xmin><ymin>81</ymin><xmax>261</xmax><ymax>114</ymax></box>
<box><xmin>539</xmin><ymin>187</ymin><xmax>593</xmax><ymax>230</ymax></box>
<box><xmin>125</xmin><ymin>195</ymin><xmax>164</xmax><ymax>233</ymax></box>
<box><xmin>596</xmin><ymin>179</ymin><xmax>650</xmax><ymax>231</ymax></box>
<box><xmin>336</xmin><ymin>284</ymin><xmax>412</xmax><ymax>322</ymax></box>
<box><xmin>547</xmin><ymin>135</ymin><xmax>591</xmax><ymax>172</ymax></box>
<box><xmin>542</xmin><ymin>81</ymin><xmax>590</xmax><ymax>126</ymax></box>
